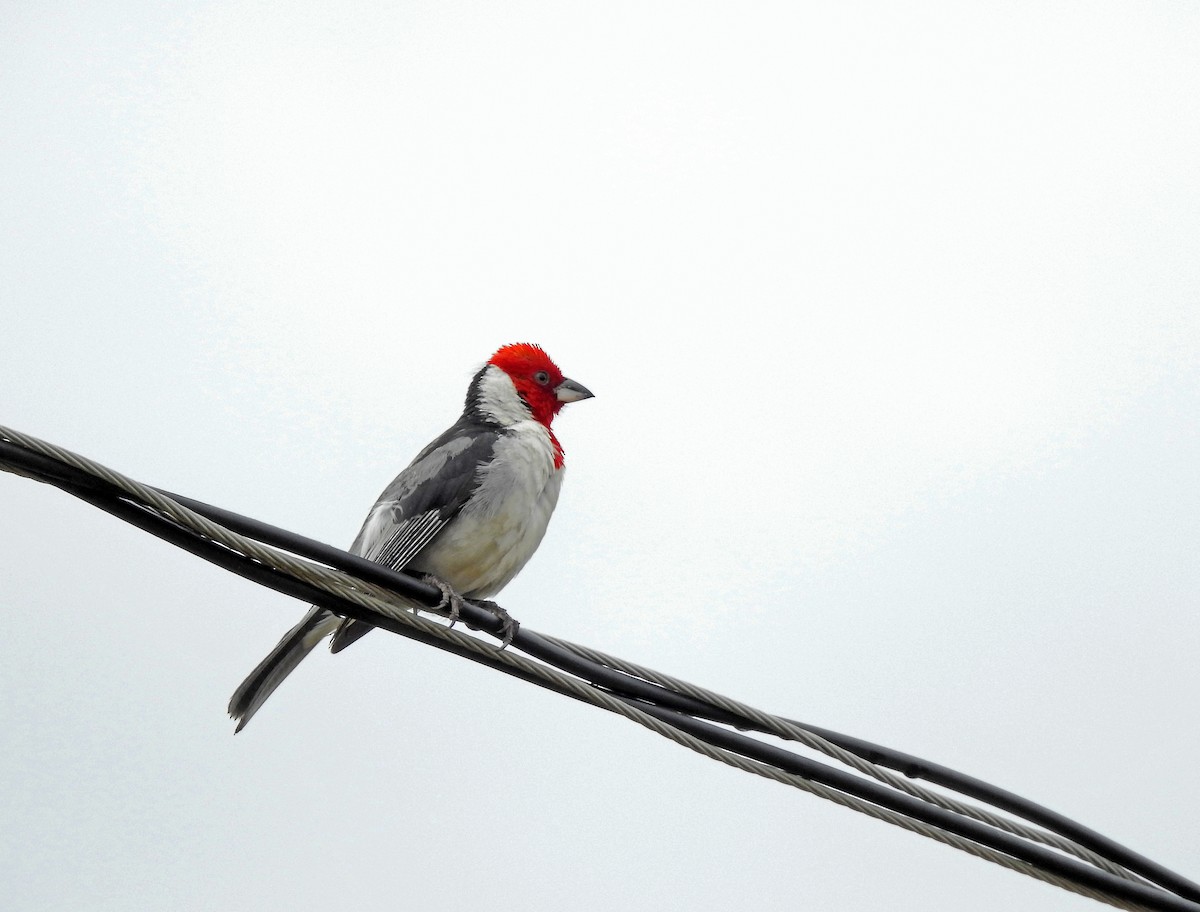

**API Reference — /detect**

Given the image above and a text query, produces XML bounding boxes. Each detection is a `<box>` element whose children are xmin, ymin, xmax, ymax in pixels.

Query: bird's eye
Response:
<box><xmin>533</xmin><ymin>370</ymin><xmax>550</xmax><ymax>385</ymax></box>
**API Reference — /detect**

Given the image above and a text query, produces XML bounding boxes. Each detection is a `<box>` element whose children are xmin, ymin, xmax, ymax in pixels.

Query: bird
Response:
<box><xmin>228</xmin><ymin>343</ymin><xmax>593</xmax><ymax>731</ymax></box>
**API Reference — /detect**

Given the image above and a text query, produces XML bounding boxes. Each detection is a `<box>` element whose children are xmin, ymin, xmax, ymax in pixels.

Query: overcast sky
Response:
<box><xmin>3</xmin><ymin>2</ymin><xmax>1199</xmax><ymax>910</ymax></box>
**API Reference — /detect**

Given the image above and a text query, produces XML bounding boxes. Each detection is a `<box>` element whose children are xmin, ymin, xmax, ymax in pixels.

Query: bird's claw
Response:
<box><xmin>422</xmin><ymin>574</ymin><xmax>464</xmax><ymax>627</ymax></box>
<box><xmin>470</xmin><ymin>599</ymin><xmax>520</xmax><ymax>649</ymax></box>
<box><xmin>420</xmin><ymin>576</ymin><xmax>518</xmax><ymax>647</ymax></box>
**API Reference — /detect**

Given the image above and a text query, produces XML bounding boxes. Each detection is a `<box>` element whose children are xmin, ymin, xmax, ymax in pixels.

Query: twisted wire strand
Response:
<box><xmin>0</xmin><ymin>424</ymin><xmax>1182</xmax><ymax>912</ymax></box>
<box><xmin>540</xmin><ymin>632</ymin><xmax>1139</xmax><ymax>880</ymax></box>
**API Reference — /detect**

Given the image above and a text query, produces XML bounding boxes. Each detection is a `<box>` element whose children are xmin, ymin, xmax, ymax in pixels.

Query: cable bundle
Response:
<box><xmin>2</xmin><ymin>423</ymin><xmax>1197</xmax><ymax>912</ymax></box>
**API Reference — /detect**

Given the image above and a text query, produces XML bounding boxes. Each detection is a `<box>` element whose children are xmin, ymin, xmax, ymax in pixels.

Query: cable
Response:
<box><xmin>2</xmin><ymin>425</ymin><xmax>1197</xmax><ymax>912</ymax></box>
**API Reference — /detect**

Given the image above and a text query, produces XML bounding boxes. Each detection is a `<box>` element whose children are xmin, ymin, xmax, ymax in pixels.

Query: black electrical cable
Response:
<box><xmin>786</xmin><ymin>720</ymin><xmax>1200</xmax><ymax>905</ymax></box>
<box><xmin>636</xmin><ymin>703</ymin><xmax>1200</xmax><ymax>912</ymax></box>
<box><xmin>3</xmin><ymin>436</ymin><xmax>1199</xmax><ymax>910</ymax></box>
<box><xmin>27</xmin><ymin>484</ymin><xmax>1200</xmax><ymax>912</ymax></box>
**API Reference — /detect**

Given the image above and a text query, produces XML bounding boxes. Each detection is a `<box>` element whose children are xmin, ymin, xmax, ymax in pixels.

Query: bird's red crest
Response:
<box><xmin>488</xmin><ymin>343</ymin><xmax>564</xmax><ymax>386</ymax></box>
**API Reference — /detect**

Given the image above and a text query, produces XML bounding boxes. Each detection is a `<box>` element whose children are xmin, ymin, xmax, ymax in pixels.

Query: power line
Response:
<box><xmin>2</xmin><ymin>424</ymin><xmax>1197</xmax><ymax>912</ymax></box>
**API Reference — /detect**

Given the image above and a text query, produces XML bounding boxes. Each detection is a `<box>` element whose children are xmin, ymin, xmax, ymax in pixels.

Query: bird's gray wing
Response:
<box><xmin>329</xmin><ymin>420</ymin><xmax>501</xmax><ymax>653</ymax></box>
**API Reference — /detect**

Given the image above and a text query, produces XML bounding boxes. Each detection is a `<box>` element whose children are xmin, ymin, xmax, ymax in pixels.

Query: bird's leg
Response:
<box><xmin>421</xmin><ymin>574</ymin><xmax>465</xmax><ymax>627</ymax></box>
<box><xmin>468</xmin><ymin>599</ymin><xmax>520</xmax><ymax>649</ymax></box>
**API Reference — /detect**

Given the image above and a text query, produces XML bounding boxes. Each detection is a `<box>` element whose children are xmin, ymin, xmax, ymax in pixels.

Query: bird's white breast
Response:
<box><xmin>413</xmin><ymin>421</ymin><xmax>564</xmax><ymax>597</ymax></box>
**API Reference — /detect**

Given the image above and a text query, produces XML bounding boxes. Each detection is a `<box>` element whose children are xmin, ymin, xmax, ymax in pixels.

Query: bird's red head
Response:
<box><xmin>487</xmin><ymin>342</ymin><xmax>593</xmax><ymax>430</ymax></box>
<box><xmin>488</xmin><ymin>343</ymin><xmax>567</xmax><ymax>428</ymax></box>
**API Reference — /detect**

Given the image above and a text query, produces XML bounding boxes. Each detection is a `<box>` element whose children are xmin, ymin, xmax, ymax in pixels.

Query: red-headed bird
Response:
<box><xmin>229</xmin><ymin>343</ymin><xmax>593</xmax><ymax>730</ymax></box>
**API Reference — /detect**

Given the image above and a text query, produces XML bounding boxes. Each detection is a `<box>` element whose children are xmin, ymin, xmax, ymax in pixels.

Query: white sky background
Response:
<box><xmin>2</xmin><ymin>2</ymin><xmax>1199</xmax><ymax>910</ymax></box>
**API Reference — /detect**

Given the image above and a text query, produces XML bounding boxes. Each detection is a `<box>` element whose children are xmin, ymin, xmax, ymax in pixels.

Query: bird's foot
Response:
<box><xmin>422</xmin><ymin>574</ymin><xmax>465</xmax><ymax>627</ymax></box>
<box><xmin>469</xmin><ymin>599</ymin><xmax>519</xmax><ymax>649</ymax></box>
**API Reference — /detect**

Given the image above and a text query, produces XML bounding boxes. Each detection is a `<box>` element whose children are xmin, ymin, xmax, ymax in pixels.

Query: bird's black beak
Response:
<box><xmin>555</xmin><ymin>378</ymin><xmax>594</xmax><ymax>403</ymax></box>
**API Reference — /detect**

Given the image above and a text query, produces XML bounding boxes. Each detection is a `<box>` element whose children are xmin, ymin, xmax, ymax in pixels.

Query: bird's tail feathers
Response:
<box><xmin>228</xmin><ymin>607</ymin><xmax>340</xmax><ymax>732</ymax></box>
<box><xmin>329</xmin><ymin>617</ymin><xmax>376</xmax><ymax>653</ymax></box>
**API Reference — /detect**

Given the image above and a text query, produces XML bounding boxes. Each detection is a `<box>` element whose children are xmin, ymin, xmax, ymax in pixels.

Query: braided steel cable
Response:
<box><xmin>540</xmin><ymin>631</ymin><xmax>1134</xmax><ymax>875</ymax></box>
<box><xmin>2</xmin><ymin>424</ymin><xmax>1197</xmax><ymax>912</ymax></box>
